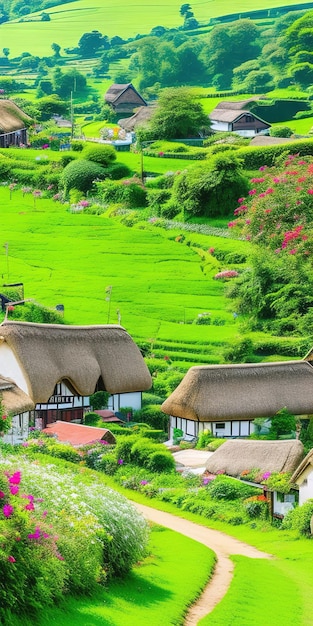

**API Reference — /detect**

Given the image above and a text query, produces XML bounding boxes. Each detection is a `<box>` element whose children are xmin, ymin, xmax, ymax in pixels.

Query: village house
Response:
<box><xmin>209</xmin><ymin>100</ymin><xmax>271</xmax><ymax>137</ymax></box>
<box><xmin>161</xmin><ymin>361</ymin><xmax>313</xmax><ymax>440</ymax></box>
<box><xmin>118</xmin><ymin>105</ymin><xmax>157</xmax><ymax>132</ymax></box>
<box><xmin>205</xmin><ymin>439</ymin><xmax>304</xmax><ymax>518</ymax></box>
<box><xmin>105</xmin><ymin>83</ymin><xmax>147</xmax><ymax>114</ymax></box>
<box><xmin>0</xmin><ymin>99</ymin><xmax>32</xmax><ymax>147</ymax></box>
<box><xmin>0</xmin><ymin>321</ymin><xmax>151</xmax><ymax>443</ymax></box>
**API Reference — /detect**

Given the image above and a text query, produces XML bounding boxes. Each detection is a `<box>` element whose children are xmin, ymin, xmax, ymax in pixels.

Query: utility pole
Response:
<box><xmin>70</xmin><ymin>90</ymin><xmax>74</xmax><ymax>140</ymax></box>
<box><xmin>105</xmin><ymin>285</ymin><xmax>112</xmax><ymax>323</ymax></box>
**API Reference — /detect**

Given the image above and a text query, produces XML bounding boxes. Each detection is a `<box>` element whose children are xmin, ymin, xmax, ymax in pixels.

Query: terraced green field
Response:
<box><xmin>1</xmin><ymin>0</ymin><xmax>308</xmax><ymax>56</ymax></box>
<box><xmin>0</xmin><ymin>187</ymin><xmax>246</xmax><ymax>364</ymax></box>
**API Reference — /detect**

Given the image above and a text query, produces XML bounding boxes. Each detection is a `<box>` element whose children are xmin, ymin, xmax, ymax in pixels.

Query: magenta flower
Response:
<box><xmin>28</xmin><ymin>526</ymin><xmax>41</xmax><ymax>540</ymax></box>
<box><xmin>262</xmin><ymin>472</ymin><xmax>271</xmax><ymax>480</ymax></box>
<box><xmin>9</xmin><ymin>472</ymin><xmax>21</xmax><ymax>485</ymax></box>
<box><xmin>140</xmin><ymin>480</ymin><xmax>149</xmax><ymax>485</ymax></box>
<box><xmin>9</xmin><ymin>485</ymin><xmax>19</xmax><ymax>496</ymax></box>
<box><xmin>0</xmin><ymin>490</ymin><xmax>5</xmax><ymax>498</ymax></box>
<box><xmin>8</xmin><ymin>555</ymin><xmax>16</xmax><ymax>563</ymax></box>
<box><xmin>118</xmin><ymin>459</ymin><xmax>124</xmax><ymax>465</ymax></box>
<box><xmin>3</xmin><ymin>504</ymin><xmax>14</xmax><ymax>518</ymax></box>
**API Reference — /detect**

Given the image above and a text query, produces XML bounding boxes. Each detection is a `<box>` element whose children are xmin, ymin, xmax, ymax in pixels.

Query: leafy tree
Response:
<box><xmin>183</xmin><ymin>17</ymin><xmax>199</xmax><ymax>30</ymax></box>
<box><xmin>78</xmin><ymin>30</ymin><xmax>108</xmax><ymax>57</ymax></box>
<box><xmin>37</xmin><ymin>79</ymin><xmax>53</xmax><ymax>96</ymax></box>
<box><xmin>180</xmin><ymin>3</ymin><xmax>192</xmax><ymax>16</ymax></box>
<box><xmin>51</xmin><ymin>43</ymin><xmax>61</xmax><ymax>57</ymax></box>
<box><xmin>149</xmin><ymin>87</ymin><xmax>208</xmax><ymax>139</ymax></box>
<box><xmin>36</xmin><ymin>95</ymin><xmax>68</xmax><ymax>121</ymax></box>
<box><xmin>290</xmin><ymin>62</ymin><xmax>313</xmax><ymax>88</ymax></box>
<box><xmin>269</xmin><ymin>408</ymin><xmax>296</xmax><ymax>439</ymax></box>
<box><xmin>53</xmin><ymin>68</ymin><xmax>87</xmax><ymax>98</ymax></box>
<box><xmin>2</xmin><ymin>48</ymin><xmax>9</xmax><ymax>58</ymax></box>
<box><xmin>243</xmin><ymin>69</ymin><xmax>274</xmax><ymax>93</ymax></box>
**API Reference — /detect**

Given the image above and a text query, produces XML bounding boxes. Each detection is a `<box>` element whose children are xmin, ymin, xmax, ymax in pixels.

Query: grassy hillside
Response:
<box><xmin>0</xmin><ymin>186</ymin><xmax>249</xmax><ymax>365</ymax></box>
<box><xmin>0</xmin><ymin>0</ymin><xmax>309</xmax><ymax>56</ymax></box>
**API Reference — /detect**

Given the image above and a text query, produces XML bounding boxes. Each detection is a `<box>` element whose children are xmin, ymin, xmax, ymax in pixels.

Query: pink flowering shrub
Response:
<box><xmin>229</xmin><ymin>156</ymin><xmax>313</xmax><ymax>258</ymax></box>
<box><xmin>214</xmin><ymin>270</ymin><xmax>239</xmax><ymax>280</ymax></box>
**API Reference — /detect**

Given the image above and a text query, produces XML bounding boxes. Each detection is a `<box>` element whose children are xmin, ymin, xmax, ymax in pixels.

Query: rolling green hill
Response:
<box><xmin>0</xmin><ymin>186</ymin><xmax>247</xmax><ymax>366</ymax></box>
<box><xmin>0</xmin><ymin>0</ymin><xmax>311</xmax><ymax>57</ymax></box>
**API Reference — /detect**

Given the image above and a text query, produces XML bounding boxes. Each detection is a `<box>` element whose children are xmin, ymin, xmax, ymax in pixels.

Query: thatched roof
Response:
<box><xmin>210</xmin><ymin>108</ymin><xmax>270</xmax><ymax>127</ymax></box>
<box><xmin>0</xmin><ymin>375</ymin><xmax>34</xmax><ymax>415</ymax></box>
<box><xmin>118</xmin><ymin>105</ymin><xmax>156</xmax><ymax>131</ymax></box>
<box><xmin>0</xmin><ymin>99</ymin><xmax>32</xmax><ymax>133</ymax></box>
<box><xmin>206</xmin><ymin>439</ymin><xmax>304</xmax><ymax>477</ymax></box>
<box><xmin>215</xmin><ymin>99</ymin><xmax>261</xmax><ymax>110</ymax></box>
<box><xmin>0</xmin><ymin>321</ymin><xmax>151</xmax><ymax>403</ymax></box>
<box><xmin>291</xmin><ymin>448</ymin><xmax>313</xmax><ymax>484</ymax></box>
<box><xmin>105</xmin><ymin>83</ymin><xmax>147</xmax><ymax>106</ymax></box>
<box><xmin>42</xmin><ymin>421</ymin><xmax>116</xmax><ymax>446</ymax></box>
<box><xmin>249</xmin><ymin>136</ymin><xmax>295</xmax><ymax>146</ymax></box>
<box><xmin>161</xmin><ymin>361</ymin><xmax>313</xmax><ymax>422</ymax></box>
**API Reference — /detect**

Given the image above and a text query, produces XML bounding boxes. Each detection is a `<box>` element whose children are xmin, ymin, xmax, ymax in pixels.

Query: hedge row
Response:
<box><xmin>237</xmin><ymin>139</ymin><xmax>313</xmax><ymax>169</ymax></box>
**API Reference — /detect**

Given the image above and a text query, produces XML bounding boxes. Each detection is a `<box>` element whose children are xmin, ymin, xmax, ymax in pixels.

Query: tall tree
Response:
<box><xmin>149</xmin><ymin>87</ymin><xmax>209</xmax><ymax>139</ymax></box>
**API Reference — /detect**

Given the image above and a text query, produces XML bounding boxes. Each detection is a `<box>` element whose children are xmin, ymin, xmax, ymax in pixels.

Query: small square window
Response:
<box><xmin>216</xmin><ymin>423</ymin><xmax>225</xmax><ymax>430</ymax></box>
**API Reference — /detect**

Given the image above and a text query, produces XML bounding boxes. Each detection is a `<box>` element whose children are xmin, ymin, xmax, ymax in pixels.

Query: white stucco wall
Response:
<box><xmin>0</xmin><ymin>343</ymin><xmax>29</xmax><ymax>395</ymax></box>
<box><xmin>299</xmin><ymin>467</ymin><xmax>313</xmax><ymax>505</ymax></box>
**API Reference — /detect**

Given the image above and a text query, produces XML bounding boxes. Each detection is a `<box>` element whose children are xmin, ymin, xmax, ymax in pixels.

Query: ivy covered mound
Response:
<box><xmin>227</xmin><ymin>154</ymin><xmax>313</xmax><ymax>337</ymax></box>
<box><xmin>0</xmin><ymin>457</ymin><xmax>149</xmax><ymax>622</ymax></box>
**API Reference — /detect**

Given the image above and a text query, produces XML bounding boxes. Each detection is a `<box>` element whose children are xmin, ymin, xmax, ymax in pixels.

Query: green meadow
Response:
<box><xmin>0</xmin><ymin>187</ymin><xmax>245</xmax><ymax>362</ymax></box>
<box><xmin>0</xmin><ymin>0</ymin><xmax>306</xmax><ymax>56</ymax></box>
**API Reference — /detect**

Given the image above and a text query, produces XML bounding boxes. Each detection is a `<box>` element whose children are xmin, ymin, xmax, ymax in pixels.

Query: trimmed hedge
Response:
<box><xmin>237</xmin><ymin>139</ymin><xmax>313</xmax><ymax>169</ymax></box>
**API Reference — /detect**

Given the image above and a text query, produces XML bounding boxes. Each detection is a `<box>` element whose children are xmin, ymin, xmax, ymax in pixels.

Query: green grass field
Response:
<box><xmin>7</xmin><ymin>525</ymin><xmax>213</xmax><ymax>626</ymax></box>
<box><xmin>0</xmin><ymin>186</ymin><xmax>246</xmax><ymax>362</ymax></box>
<box><xmin>0</xmin><ymin>0</ymin><xmax>308</xmax><ymax>57</ymax></box>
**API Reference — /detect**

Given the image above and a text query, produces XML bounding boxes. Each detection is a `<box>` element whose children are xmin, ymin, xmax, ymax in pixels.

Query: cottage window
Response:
<box><xmin>216</xmin><ymin>423</ymin><xmax>225</xmax><ymax>430</ymax></box>
<box><xmin>245</xmin><ymin>115</ymin><xmax>253</xmax><ymax>122</ymax></box>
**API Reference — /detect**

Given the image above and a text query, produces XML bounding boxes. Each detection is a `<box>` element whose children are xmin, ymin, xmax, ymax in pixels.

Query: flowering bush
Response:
<box><xmin>0</xmin><ymin>400</ymin><xmax>12</xmax><ymax>435</ymax></box>
<box><xmin>229</xmin><ymin>155</ymin><xmax>313</xmax><ymax>258</ymax></box>
<box><xmin>214</xmin><ymin>270</ymin><xmax>239</xmax><ymax>280</ymax></box>
<box><xmin>0</xmin><ymin>455</ymin><xmax>149</xmax><ymax>618</ymax></box>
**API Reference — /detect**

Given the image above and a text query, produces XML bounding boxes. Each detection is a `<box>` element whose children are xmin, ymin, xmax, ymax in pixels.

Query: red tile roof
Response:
<box><xmin>94</xmin><ymin>410</ymin><xmax>124</xmax><ymax>423</ymax></box>
<box><xmin>42</xmin><ymin>421</ymin><xmax>115</xmax><ymax>446</ymax></box>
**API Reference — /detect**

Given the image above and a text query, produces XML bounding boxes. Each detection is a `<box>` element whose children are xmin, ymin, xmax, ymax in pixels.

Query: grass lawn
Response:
<box><xmin>8</xmin><ymin>525</ymin><xmax>213</xmax><ymax>626</ymax></box>
<box><xmin>94</xmin><ymin>473</ymin><xmax>313</xmax><ymax>626</ymax></box>
<box><xmin>0</xmin><ymin>0</ymin><xmax>305</xmax><ymax>57</ymax></box>
<box><xmin>0</xmin><ymin>186</ymin><xmax>246</xmax><ymax>364</ymax></box>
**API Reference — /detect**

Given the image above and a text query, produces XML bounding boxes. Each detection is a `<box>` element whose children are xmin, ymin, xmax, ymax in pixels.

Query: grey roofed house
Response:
<box><xmin>0</xmin><ymin>321</ymin><xmax>152</xmax><ymax>405</ymax></box>
<box><xmin>161</xmin><ymin>361</ymin><xmax>313</xmax><ymax>422</ymax></box>
<box><xmin>205</xmin><ymin>439</ymin><xmax>304</xmax><ymax>477</ymax></box>
<box><xmin>209</xmin><ymin>99</ymin><xmax>270</xmax><ymax>136</ymax></box>
<box><xmin>105</xmin><ymin>83</ymin><xmax>147</xmax><ymax>113</ymax></box>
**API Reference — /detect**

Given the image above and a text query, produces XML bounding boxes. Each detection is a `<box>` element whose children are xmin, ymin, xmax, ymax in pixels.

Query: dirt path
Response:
<box><xmin>134</xmin><ymin>503</ymin><xmax>272</xmax><ymax>625</ymax></box>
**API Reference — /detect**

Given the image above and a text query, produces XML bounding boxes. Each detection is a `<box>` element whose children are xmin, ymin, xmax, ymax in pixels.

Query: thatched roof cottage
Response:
<box><xmin>206</xmin><ymin>439</ymin><xmax>304</xmax><ymax>518</ymax></box>
<box><xmin>0</xmin><ymin>321</ymin><xmax>151</xmax><ymax>442</ymax></box>
<box><xmin>105</xmin><ymin>83</ymin><xmax>147</xmax><ymax>114</ymax></box>
<box><xmin>209</xmin><ymin>100</ymin><xmax>270</xmax><ymax>137</ymax></box>
<box><xmin>162</xmin><ymin>361</ymin><xmax>313</xmax><ymax>439</ymax></box>
<box><xmin>205</xmin><ymin>439</ymin><xmax>304</xmax><ymax>477</ymax></box>
<box><xmin>0</xmin><ymin>99</ymin><xmax>32</xmax><ymax>147</ymax></box>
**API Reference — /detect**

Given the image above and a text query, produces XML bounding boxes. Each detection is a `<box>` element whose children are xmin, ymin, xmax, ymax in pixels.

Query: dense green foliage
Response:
<box><xmin>60</xmin><ymin>159</ymin><xmax>107</xmax><ymax>195</ymax></box>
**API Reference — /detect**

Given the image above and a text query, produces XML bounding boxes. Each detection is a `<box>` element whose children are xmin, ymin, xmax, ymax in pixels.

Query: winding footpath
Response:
<box><xmin>134</xmin><ymin>502</ymin><xmax>272</xmax><ymax>625</ymax></box>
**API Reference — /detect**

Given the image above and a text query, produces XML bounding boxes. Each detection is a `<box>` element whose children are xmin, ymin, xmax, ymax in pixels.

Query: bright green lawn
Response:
<box><xmin>0</xmin><ymin>187</ymin><xmax>243</xmax><ymax>358</ymax></box>
<box><xmin>25</xmin><ymin>526</ymin><xmax>213</xmax><ymax>626</ymax></box>
<box><xmin>0</xmin><ymin>0</ymin><xmax>305</xmax><ymax>57</ymax></box>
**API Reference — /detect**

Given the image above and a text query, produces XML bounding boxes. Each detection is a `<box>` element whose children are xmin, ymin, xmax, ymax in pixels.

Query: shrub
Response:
<box><xmin>196</xmin><ymin>429</ymin><xmax>212</xmax><ymax>449</ymax></box>
<box><xmin>282</xmin><ymin>499</ymin><xmax>313</xmax><ymax>535</ymax></box>
<box><xmin>134</xmin><ymin>405</ymin><xmax>169</xmax><ymax>432</ymax></box>
<box><xmin>207</xmin><ymin>438</ymin><xmax>227</xmax><ymax>451</ymax></box>
<box><xmin>103</xmin><ymin>162</ymin><xmax>132</xmax><ymax>180</ymax></box>
<box><xmin>81</xmin><ymin>144</ymin><xmax>117</xmax><ymax>167</ymax></box>
<box><xmin>147</xmin><ymin>450</ymin><xmax>175</xmax><ymax>472</ymax></box>
<box><xmin>60</xmin><ymin>159</ymin><xmax>106</xmax><ymax>195</ymax></box>
<box><xmin>84</xmin><ymin>412</ymin><xmax>101</xmax><ymax>426</ymax></box>
<box><xmin>208</xmin><ymin>475</ymin><xmax>258</xmax><ymax>500</ymax></box>
<box><xmin>60</xmin><ymin>153</ymin><xmax>76</xmax><ymax>168</ymax></box>
<box><xmin>71</xmin><ymin>140</ymin><xmax>84</xmax><ymax>151</ymax></box>
<box><xmin>115</xmin><ymin>435</ymin><xmax>139</xmax><ymax>463</ymax></box>
<box><xmin>96</xmin><ymin>452</ymin><xmax>118</xmax><ymax>475</ymax></box>
<box><xmin>244</xmin><ymin>495</ymin><xmax>269</xmax><ymax>518</ymax></box>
